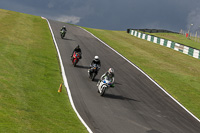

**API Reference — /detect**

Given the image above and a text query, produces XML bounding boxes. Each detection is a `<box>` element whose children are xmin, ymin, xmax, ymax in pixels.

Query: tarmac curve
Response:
<box><xmin>47</xmin><ymin>19</ymin><xmax>200</xmax><ymax>133</ymax></box>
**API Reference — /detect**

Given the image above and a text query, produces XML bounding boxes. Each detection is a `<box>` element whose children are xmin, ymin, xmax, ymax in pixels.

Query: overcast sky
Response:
<box><xmin>1</xmin><ymin>0</ymin><xmax>200</xmax><ymax>32</ymax></box>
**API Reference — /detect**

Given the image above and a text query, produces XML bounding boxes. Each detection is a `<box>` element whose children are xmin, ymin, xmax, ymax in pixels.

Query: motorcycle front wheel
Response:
<box><xmin>100</xmin><ymin>86</ymin><xmax>106</xmax><ymax>96</ymax></box>
<box><xmin>73</xmin><ymin>59</ymin><xmax>77</xmax><ymax>67</ymax></box>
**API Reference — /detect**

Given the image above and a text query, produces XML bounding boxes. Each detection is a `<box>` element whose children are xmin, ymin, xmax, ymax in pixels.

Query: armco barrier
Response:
<box><xmin>129</xmin><ymin>29</ymin><xmax>200</xmax><ymax>60</ymax></box>
<box><xmin>127</xmin><ymin>29</ymin><xmax>178</xmax><ymax>34</ymax></box>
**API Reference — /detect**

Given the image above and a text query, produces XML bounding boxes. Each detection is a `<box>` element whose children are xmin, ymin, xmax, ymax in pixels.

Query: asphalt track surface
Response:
<box><xmin>48</xmin><ymin>20</ymin><xmax>200</xmax><ymax>133</ymax></box>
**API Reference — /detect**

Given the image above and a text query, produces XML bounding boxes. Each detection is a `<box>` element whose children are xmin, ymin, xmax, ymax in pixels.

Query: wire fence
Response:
<box><xmin>180</xmin><ymin>29</ymin><xmax>200</xmax><ymax>42</ymax></box>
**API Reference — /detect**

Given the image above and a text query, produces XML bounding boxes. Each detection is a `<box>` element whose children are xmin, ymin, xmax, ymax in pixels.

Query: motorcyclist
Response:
<box><xmin>88</xmin><ymin>56</ymin><xmax>101</xmax><ymax>74</ymax></box>
<box><xmin>60</xmin><ymin>26</ymin><xmax>67</xmax><ymax>38</ymax></box>
<box><xmin>97</xmin><ymin>68</ymin><xmax>115</xmax><ymax>87</ymax></box>
<box><xmin>60</xmin><ymin>26</ymin><xmax>67</xmax><ymax>32</ymax></box>
<box><xmin>90</xmin><ymin>56</ymin><xmax>101</xmax><ymax>68</ymax></box>
<box><xmin>71</xmin><ymin>45</ymin><xmax>82</xmax><ymax>60</ymax></box>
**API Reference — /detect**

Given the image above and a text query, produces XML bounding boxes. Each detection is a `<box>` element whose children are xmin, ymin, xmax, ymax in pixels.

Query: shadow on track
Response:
<box><xmin>62</xmin><ymin>38</ymin><xmax>75</xmax><ymax>41</ymax></box>
<box><xmin>92</xmin><ymin>78</ymin><xmax>99</xmax><ymax>82</ymax></box>
<box><xmin>103</xmin><ymin>93</ymin><xmax>140</xmax><ymax>102</ymax></box>
<box><xmin>75</xmin><ymin>65</ymin><xmax>90</xmax><ymax>69</ymax></box>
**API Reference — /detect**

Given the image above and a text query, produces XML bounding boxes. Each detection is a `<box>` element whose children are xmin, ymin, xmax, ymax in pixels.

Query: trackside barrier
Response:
<box><xmin>42</xmin><ymin>17</ymin><xmax>93</xmax><ymax>133</ymax></box>
<box><xmin>129</xmin><ymin>30</ymin><xmax>200</xmax><ymax>60</ymax></box>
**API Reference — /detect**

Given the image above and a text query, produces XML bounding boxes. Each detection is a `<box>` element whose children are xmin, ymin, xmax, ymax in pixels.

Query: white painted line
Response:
<box><xmin>193</xmin><ymin>49</ymin><xmax>199</xmax><ymax>59</ymax></box>
<box><xmin>153</xmin><ymin>37</ymin><xmax>158</xmax><ymax>44</ymax></box>
<box><xmin>174</xmin><ymin>43</ymin><xmax>180</xmax><ymax>51</ymax></box>
<box><xmin>42</xmin><ymin>17</ymin><xmax>93</xmax><ymax>133</ymax></box>
<box><xmin>147</xmin><ymin>35</ymin><xmax>151</xmax><ymax>41</ymax></box>
<box><xmin>134</xmin><ymin>31</ymin><xmax>137</xmax><ymax>36</ymax></box>
<box><xmin>142</xmin><ymin>34</ymin><xmax>146</xmax><ymax>39</ymax></box>
<box><xmin>167</xmin><ymin>41</ymin><xmax>172</xmax><ymax>48</ymax></box>
<box><xmin>79</xmin><ymin>26</ymin><xmax>200</xmax><ymax>123</ymax></box>
<box><xmin>183</xmin><ymin>46</ymin><xmax>189</xmax><ymax>54</ymax></box>
<box><xmin>160</xmin><ymin>39</ymin><xmax>164</xmax><ymax>46</ymax></box>
<box><xmin>138</xmin><ymin>32</ymin><xmax>141</xmax><ymax>38</ymax></box>
<box><xmin>131</xmin><ymin>30</ymin><xmax>134</xmax><ymax>35</ymax></box>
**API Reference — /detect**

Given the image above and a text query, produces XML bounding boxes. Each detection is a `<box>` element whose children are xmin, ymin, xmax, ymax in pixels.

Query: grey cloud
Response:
<box><xmin>0</xmin><ymin>0</ymin><xmax>200</xmax><ymax>32</ymax></box>
<box><xmin>187</xmin><ymin>8</ymin><xmax>200</xmax><ymax>32</ymax></box>
<box><xmin>53</xmin><ymin>15</ymin><xmax>81</xmax><ymax>24</ymax></box>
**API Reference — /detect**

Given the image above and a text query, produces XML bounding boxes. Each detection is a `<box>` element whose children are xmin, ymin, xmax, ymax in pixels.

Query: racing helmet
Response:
<box><xmin>94</xmin><ymin>56</ymin><xmax>99</xmax><ymax>61</ymax></box>
<box><xmin>63</xmin><ymin>26</ymin><xmax>66</xmax><ymax>28</ymax></box>
<box><xmin>108</xmin><ymin>68</ymin><xmax>114</xmax><ymax>75</ymax></box>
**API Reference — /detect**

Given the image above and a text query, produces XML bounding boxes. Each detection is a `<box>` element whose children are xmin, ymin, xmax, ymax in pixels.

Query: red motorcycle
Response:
<box><xmin>72</xmin><ymin>52</ymin><xmax>81</xmax><ymax>67</ymax></box>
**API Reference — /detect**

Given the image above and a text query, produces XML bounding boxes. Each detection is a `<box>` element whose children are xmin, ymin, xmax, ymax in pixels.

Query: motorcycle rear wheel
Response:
<box><xmin>73</xmin><ymin>59</ymin><xmax>77</xmax><ymax>67</ymax></box>
<box><xmin>61</xmin><ymin>33</ymin><xmax>65</xmax><ymax>39</ymax></box>
<box><xmin>91</xmin><ymin>73</ymin><xmax>96</xmax><ymax>81</ymax></box>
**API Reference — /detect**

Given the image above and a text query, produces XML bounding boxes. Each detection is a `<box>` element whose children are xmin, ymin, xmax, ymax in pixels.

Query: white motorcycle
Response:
<box><xmin>97</xmin><ymin>76</ymin><xmax>113</xmax><ymax>96</ymax></box>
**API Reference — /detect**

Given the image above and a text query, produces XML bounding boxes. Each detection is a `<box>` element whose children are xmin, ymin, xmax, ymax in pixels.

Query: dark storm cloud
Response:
<box><xmin>1</xmin><ymin>0</ymin><xmax>200</xmax><ymax>32</ymax></box>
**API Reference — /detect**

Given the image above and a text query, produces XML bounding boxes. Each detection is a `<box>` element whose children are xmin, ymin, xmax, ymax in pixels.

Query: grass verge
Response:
<box><xmin>0</xmin><ymin>9</ymin><xmax>87</xmax><ymax>133</ymax></box>
<box><xmin>82</xmin><ymin>27</ymin><xmax>200</xmax><ymax>119</ymax></box>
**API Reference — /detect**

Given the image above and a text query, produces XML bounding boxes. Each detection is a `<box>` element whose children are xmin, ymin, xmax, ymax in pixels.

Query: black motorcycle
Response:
<box><xmin>60</xmin><ymin>29</ymin><xmax>66</xmax><ymax>39</ymax></box>
<box><xmin>88</xmin><ymin>64</ymin><xmax>100</xmax><ymax>81</ymax></box>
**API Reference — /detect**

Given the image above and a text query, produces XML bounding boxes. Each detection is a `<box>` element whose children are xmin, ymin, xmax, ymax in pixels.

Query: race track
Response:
<box><xmin>48</xmin><ymin>20</ymin><xmax>200</xmax><ymax>133</ymax></box>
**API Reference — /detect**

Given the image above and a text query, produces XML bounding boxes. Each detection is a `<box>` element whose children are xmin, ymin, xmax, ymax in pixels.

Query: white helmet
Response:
<box><xmin>94</xmin><ymin>56</ymin><xmax>99</xmax><ymax>61</ymax></box>
<box><xmin>108</xmin><ymin>68</ymin><xmax>114</xmax><ymax>74</ymax></box>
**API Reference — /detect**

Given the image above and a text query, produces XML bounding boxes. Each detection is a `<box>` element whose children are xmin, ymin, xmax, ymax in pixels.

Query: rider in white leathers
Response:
<box><xmin>97</xmin><ymin>68</ymin><xmax>115</xmax><ymax>87</ymax></box>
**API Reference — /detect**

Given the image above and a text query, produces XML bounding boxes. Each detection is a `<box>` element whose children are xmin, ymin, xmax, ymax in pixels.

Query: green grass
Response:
<box><xmin>1</xmin><ymin>8</ymin><xmax>200</xmax><ymax>133</ymax></box>
<box><xmin>82</xmin><ymin>27</ymin><xmax>200</xmax><ymax>119</ymax></box>
<box><xmin>148</xmin><ymin>32</ymin><xmax>200</xmax><ymax>50</ymax></box>
<box><xmin>0</xmin><ymin>9</ymin><xmax>87</xmax><ymax>133</ymax></box>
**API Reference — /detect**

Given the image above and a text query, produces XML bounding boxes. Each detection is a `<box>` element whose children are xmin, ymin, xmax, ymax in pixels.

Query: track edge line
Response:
<box><xmin>78</xmin><ymin>26</ymin><xmax>200</xmax><ymax>123</ymax></box>
<box><xmin>43</xmin><ymin>17</ymin><xmax>93</xmax><ymax>133</ymax></box>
